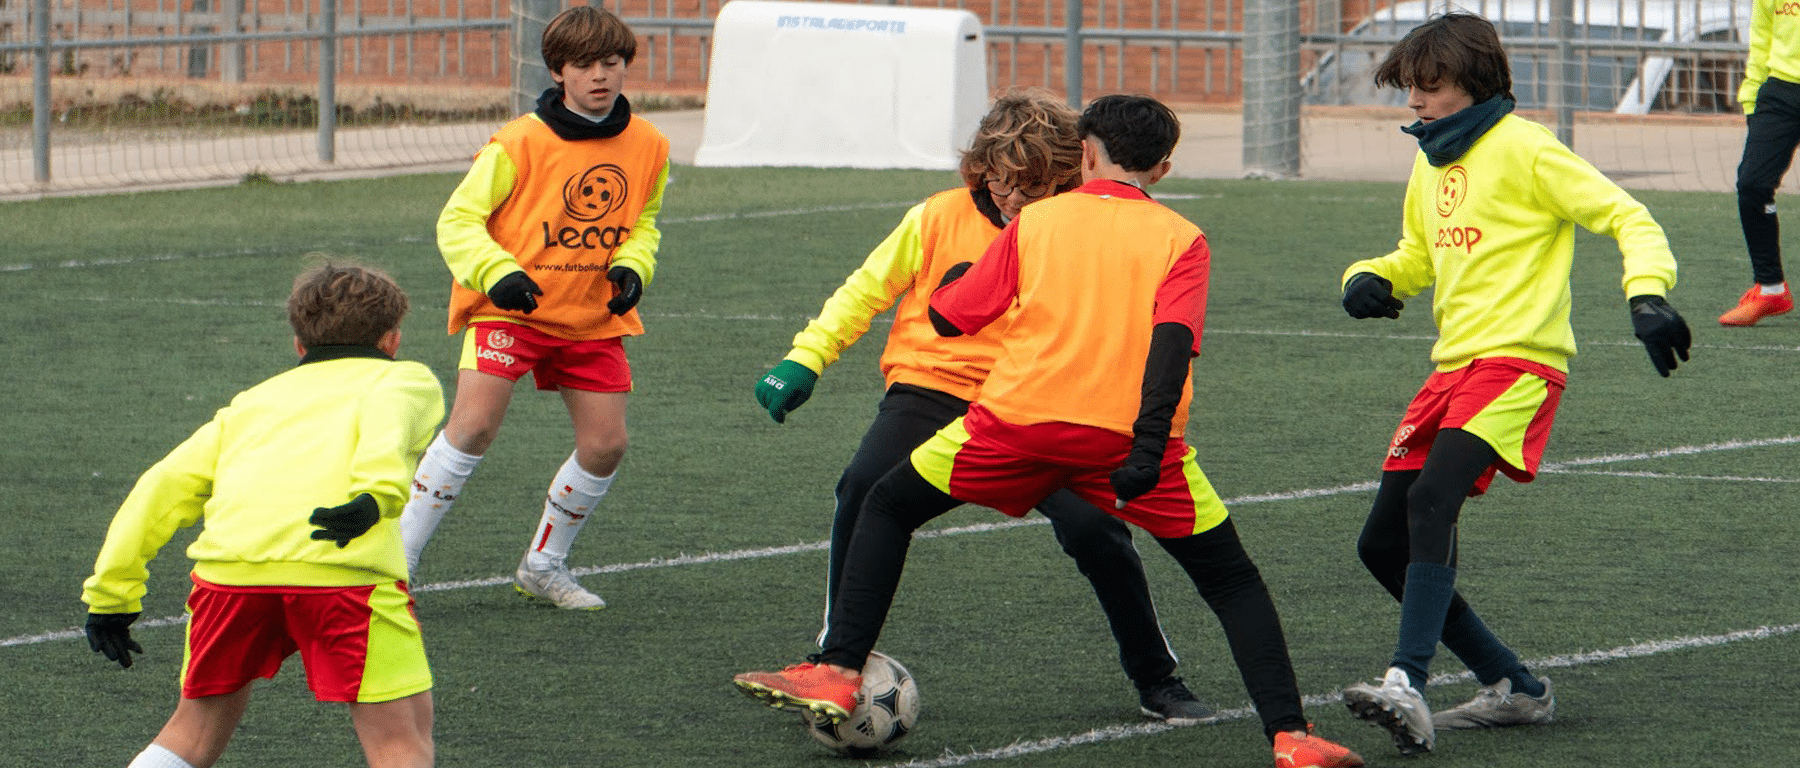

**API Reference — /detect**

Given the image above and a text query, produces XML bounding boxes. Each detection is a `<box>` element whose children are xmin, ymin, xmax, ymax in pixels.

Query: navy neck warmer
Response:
<box><xmin>1401</xmin><ymin>94</ymin><xmax>1515</xmax><ymax>167</ymax></box>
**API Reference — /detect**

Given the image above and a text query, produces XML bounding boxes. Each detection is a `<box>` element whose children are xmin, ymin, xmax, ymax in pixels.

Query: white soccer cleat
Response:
<box><xmin>1343</xmin><ymin>666</ymin><xmax>1435</xmax><ymax>755</ymax></box>
<box><xmin>1433</xmin><ymin>676</ymin><xmax>1555</xmax><ymax>729</ymax></box>
<box><xmin>513</xmin><ymin>555</ymin><xmax>606</xmax><ymax>610</ymax></box>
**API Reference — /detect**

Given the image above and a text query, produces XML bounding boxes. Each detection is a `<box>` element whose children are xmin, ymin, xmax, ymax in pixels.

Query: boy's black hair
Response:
<box><xmin>1075</xmin><ymin>95</ymin><xmax>1181</xmax><ymax>173</ymax></box>
<box><xmin>542</xmin><ymin>5</ymin><xmax>638</xmax><ymax>72</ymax></box>
<box><xmin>1374</xmin><ymin>12</ymin><xmax>1514</xmax><ymax>103</ymax></box>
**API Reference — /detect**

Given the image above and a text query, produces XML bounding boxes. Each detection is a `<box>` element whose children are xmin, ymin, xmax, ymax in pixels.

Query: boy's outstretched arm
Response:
<box><xmin>929</xmin><ymin>219</ymin><xmax>1020</xmax><ymax>337</ymax></box>
<box><xmin>757</xmin><ymin>203</ymin><xmax>931</xmax><ymax>424</ymax></box>
<box><xmin>82</xmin><ymin>418</ymin><xmax>221</xmax><ymax>668</ymax></box>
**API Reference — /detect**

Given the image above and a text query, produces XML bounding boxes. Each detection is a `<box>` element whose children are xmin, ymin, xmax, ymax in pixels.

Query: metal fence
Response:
<box><xmin>0</xmin><ymin>0</ymin><xmax>1759</xmax><ymax>196</ymax></box>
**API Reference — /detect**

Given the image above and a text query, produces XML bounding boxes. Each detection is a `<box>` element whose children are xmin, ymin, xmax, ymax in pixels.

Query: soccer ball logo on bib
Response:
<box><xmin>562</xmin><ymin>164</ymin><xmax>631</xmax><ymax>222</ymax></box>
<box><xmin>1435</xmin><ymin>166</ymin><xmax>1468</xmax><ymax>218</ymax></box>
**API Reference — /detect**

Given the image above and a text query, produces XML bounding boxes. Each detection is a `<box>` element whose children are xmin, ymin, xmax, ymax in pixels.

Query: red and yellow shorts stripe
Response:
<box><xmin>910</xmin><ymin>403</ymin><xmax>1229</xmax><ymax>539</ymax></box>
<box><xmin>180</xmin><ymin>575</ymin><xmax>432</xmax><ymax>703</ymax></box>
<box><xmin>1383</xmin><ymin>356</ymin><xmax>1566</xmax><ymax>495</ymax></box>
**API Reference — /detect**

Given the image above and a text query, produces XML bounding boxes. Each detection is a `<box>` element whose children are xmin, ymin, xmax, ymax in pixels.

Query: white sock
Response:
<box><xmin>1760</xmin><ymin>282</ymin><xmax>1788</xmax><ymax>295</ymax></box>
<box><xmin>399</xmin><ymin>431</ymin><xmax>484</xmax><ymax>573</ymax></box>
<box><xmin>525</xmin><ymin>453</ymin><xmax>614</xmax><ymax>567</ymax></box>
<box><xmin>128</xmin><ymin>744</ymin><xmax>196</xmax><ymax>768</ymax></box>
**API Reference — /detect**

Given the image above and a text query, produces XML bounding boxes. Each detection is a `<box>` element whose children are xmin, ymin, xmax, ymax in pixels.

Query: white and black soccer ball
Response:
<box><xmin>804</xmin><ymin>651</ymin><xmax>920</xmax><ymax>758</ymax></box>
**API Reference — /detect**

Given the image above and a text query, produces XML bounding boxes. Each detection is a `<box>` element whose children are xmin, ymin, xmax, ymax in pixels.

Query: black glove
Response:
<box><xmin>1342</xmin><ymin>272</ymin><xmax>1404</xmax><ymax>319</ymax></box>
<box><xmin>606</xmin><ymin>266</ymin><xmax>643</xmax><ymax>315</ymax></box>
<box><xmin>1109</xmin><ymin>449</ymin><xmax>1162</xmax><ymax>508</ymax></box>
<box><xmin>1629</xmin><ymin>294</ymin><xmax>1692</xmax><ymax>377</ymax></box>
<box><xmin>85</xmin><ymin>612</ymin><xmax>143</xmax><ymax>669</ymax></box>
<box><xmin>488</xmin><ymin>271</ymin><xmax>543</xmax><ymax>313</ymax></box>
<box><xmin>310</xmin><ymin>493</ymin><xmax>381</xmax><ymax>548</ymax></box>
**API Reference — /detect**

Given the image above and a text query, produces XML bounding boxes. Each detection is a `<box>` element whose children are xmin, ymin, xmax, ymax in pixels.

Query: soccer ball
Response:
<box><xmin>804</xmin><ymin>651</ymin><xmax>920</xmax><ymax>757</ymax></box>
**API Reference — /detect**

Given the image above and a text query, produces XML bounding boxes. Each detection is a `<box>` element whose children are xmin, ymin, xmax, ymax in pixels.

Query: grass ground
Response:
<box><xmin>2</xmin><ymin>167</ymin><xmax>1796</xmax><ymax>766</ymax></box>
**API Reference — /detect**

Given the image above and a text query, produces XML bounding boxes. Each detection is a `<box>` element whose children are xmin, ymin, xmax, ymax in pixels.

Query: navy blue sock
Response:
<box><xmin>1508</xmin><ymin>669</ymin><xmax>1546</xmax><ymax>697</ymax></box>
<box><xmin>1391</xmin><ymin>562</ymin><xmax>1458</xmax><ymax>691</ymax></box>
<box><xmin>1439</xmin><ymin>605</ymin><xmax>1542</xmax><ymax>696</ymax></box>
<box><xmin>1441</xmin><ymin>607</ymin><xmax>1520</xmax><ymax>684</ymax></box>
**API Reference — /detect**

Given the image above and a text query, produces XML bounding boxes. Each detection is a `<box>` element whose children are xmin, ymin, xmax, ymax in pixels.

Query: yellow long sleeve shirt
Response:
<box><xmin>1739</xmin><ymin>0</ymin><xmax>1800</xmax><ymax>113</ymax></box>
<box><xmin>1343</xmin><ymin>114</ymin><xmax>1677</xmax><ymax>373</ymax></box>
<box><xmin>785</xmin><ymin>188</ymin><xmax>1007</xmax><ymax>401</ymax></box>
<box><xmin>81</xmin><ymin>349</ymin><xmax>445</xmax><ymax>614</ymax></box>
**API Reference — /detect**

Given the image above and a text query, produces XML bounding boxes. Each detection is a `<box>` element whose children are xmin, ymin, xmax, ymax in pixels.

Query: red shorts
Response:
<box><xmin>1384</xmin><ymin>357</ymin><xmax>1566</xmax><ymax>495</ymax></box>
<box><xmin>460</xmin><ymin>321</ymin><xmax>632</xmax><ymax>393</ymax></box>
<box><xmin>180</xmin><ymin>575</ymin><xmax>431</xmax><ymax>703</ymax></box>
<box><xmin>909</xmin><ymin>403</ymin><xmax>1230</xmax><ymax>539</ymax></box>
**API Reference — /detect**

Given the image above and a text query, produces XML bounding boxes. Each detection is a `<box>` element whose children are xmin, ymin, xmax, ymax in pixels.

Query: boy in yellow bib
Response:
<box><xmin>81</xmin><ymin>263</ymin><xmax>444</xmax><ymax>768</ymax></box>
<box><xmin>1335</xmin><ymin>12</ymin><xmax>1691</xmax><ymax>757</ymax></box>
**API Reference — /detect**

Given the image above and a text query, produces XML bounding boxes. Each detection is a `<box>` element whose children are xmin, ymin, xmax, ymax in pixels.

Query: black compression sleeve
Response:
<box><xmin>1130</xmin><ymin>322</ymin><xmax>1194</xmax><ymax>456</ymax></box>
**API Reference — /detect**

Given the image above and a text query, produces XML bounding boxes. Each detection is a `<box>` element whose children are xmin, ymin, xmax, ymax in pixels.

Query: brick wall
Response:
<box><xmin>28</xmin><ymin>0</ymin><xmax>1378</xmax><ymax>105</ymax></box>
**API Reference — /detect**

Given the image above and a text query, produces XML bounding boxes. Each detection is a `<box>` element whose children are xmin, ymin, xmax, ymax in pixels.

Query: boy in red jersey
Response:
<box><xmin>1335</xmin><ymin>12</ymin><xmax>1690</xmax><ymax>756</ymax></box>
<box><xmin>398</xmin><ymin>5</ymin><xmax>670</xmax><ymax>609</ymax></box>
<box><xmin>736</xmin><ymin>95</ymin><xmax>1362</xmax><ymax>768</ymax></box>
<box><xmin>82</xmin><ymin>263</ymin><xmax>444</xmax><ymax>768</ymax></box>
<box><xmin>752</xmin><ymin>89</ymin><xmax>1209</xmax><ymax>723</ymax></box>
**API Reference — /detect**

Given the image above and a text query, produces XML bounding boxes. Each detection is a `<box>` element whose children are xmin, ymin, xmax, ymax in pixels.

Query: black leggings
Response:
<box><xmin>1737</xmin><ymin>77</ymin><xmax>1800</xmax><ymax>286</ymax></box>
<box><xmin>1357</xmin><ymin>428</ymin><xmax>1529</xmax><ymax>682</ymax></box>
<box><xmin>823</xmin><ymin>461</ymin><xmax>1307</xmax><ymax>739</ymax></box>
<box><xmin>1357</xmin><ymin>427</ymin><xmax>1497</xmax><ymax>571</ymax></box>
<box><xmin>823</xmin><ymin>384</ymin><xmax>1177</xmax><ymax>686</ymax></box>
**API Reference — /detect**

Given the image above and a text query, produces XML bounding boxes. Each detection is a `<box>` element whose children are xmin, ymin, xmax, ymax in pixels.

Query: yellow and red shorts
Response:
<box><xmin>460</xmin><ymin>321</ymin><xmax>631</xmax><ymax>393</ymax></box>
<box><xmin>180</xmin><ymin>575</ymin><xmax>431</xmax><ymax>703</ymax></box>
<box><xmin>909</xmin><ymin>403</ymin><xmax>1230</xmax><ymax>540</ymax></box>
<box><xmin>1383</xmin><ymin>356</ymin><xmax>1566</xmax><ymax>495</ymax></box>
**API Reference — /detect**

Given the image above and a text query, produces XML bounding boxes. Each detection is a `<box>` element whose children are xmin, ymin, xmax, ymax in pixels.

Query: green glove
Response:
<box><xmin>755</xmin><ymin>360</ymin><xmax>818</xmax><ymax>424</ymax></box>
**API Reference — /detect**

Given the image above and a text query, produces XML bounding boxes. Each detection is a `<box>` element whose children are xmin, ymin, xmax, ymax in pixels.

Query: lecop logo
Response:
<box><xmin>1435</xmin><ymin>165</ymin><xmax>1468</xmax><ymax>218</ymax></box>
<box><xmin>563</xmin><ymin>164</ymin><xmax>630</xmax><ymax>222</ymax></box>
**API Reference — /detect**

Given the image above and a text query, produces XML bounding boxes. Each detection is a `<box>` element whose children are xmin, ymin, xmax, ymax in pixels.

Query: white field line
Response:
<box><xmin>12</xmin><ymin>434</ymin><xmax>1796</xmax><ymax>649</ymax></box>
<box><xmin>0</xmin><ymin>202</ymin><xmax>922</xmax><ymax>274</ymax></box>
<box><xmin>876</xmin><ymin>623</ymin><xmax>1800</xmax><ymax>768</ymax></box>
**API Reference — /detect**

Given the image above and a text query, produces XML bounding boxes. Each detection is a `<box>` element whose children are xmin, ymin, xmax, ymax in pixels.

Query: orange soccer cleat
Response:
<box><xmin>1274</xmin><ymin>728</ymin><xmax>1365</xmax><ymax>768</ymax></box>
<box><xmin>733</xmin><ymin>660</ymin><xmax>862</xmax><ymax>724</ymax></box>
<box><xmin>1719</xmin><ymin>285</ymin><xmax>1794</xmax><ymax>326</ymax></box>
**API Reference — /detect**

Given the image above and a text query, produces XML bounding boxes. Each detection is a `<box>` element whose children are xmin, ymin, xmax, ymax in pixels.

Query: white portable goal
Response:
<box><xmin>694</xmin><ymin>0</ymin><xmax>989</xmax><ymax>170</ymax></box>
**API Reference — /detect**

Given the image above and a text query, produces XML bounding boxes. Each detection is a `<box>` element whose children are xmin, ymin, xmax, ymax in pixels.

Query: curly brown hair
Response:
<box><xmin>287</xmin><ymin>260</ymin><xmax>409</xmax><ymax>349</ymax></box>
<box><xmin>959</xmin><ymin>89</ymin><xmax>1083</xmax><ymax>196</ymax></box>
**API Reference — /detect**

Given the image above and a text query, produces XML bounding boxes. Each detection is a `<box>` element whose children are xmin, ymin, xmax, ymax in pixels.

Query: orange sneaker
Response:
<box><xmin>1274</xmin><ymin>728</ymin><xmax>1365</xmax><ymax>768</ymax></box>
<box><xmin>733</xmin><ymin>661</ymin><xmax>861</xmax><ymax>724</ymax></box>
<box><xmin>1719</xmin><ymin>285</ymin><xmax>1794</xmax><ymax>326</ymax></box>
